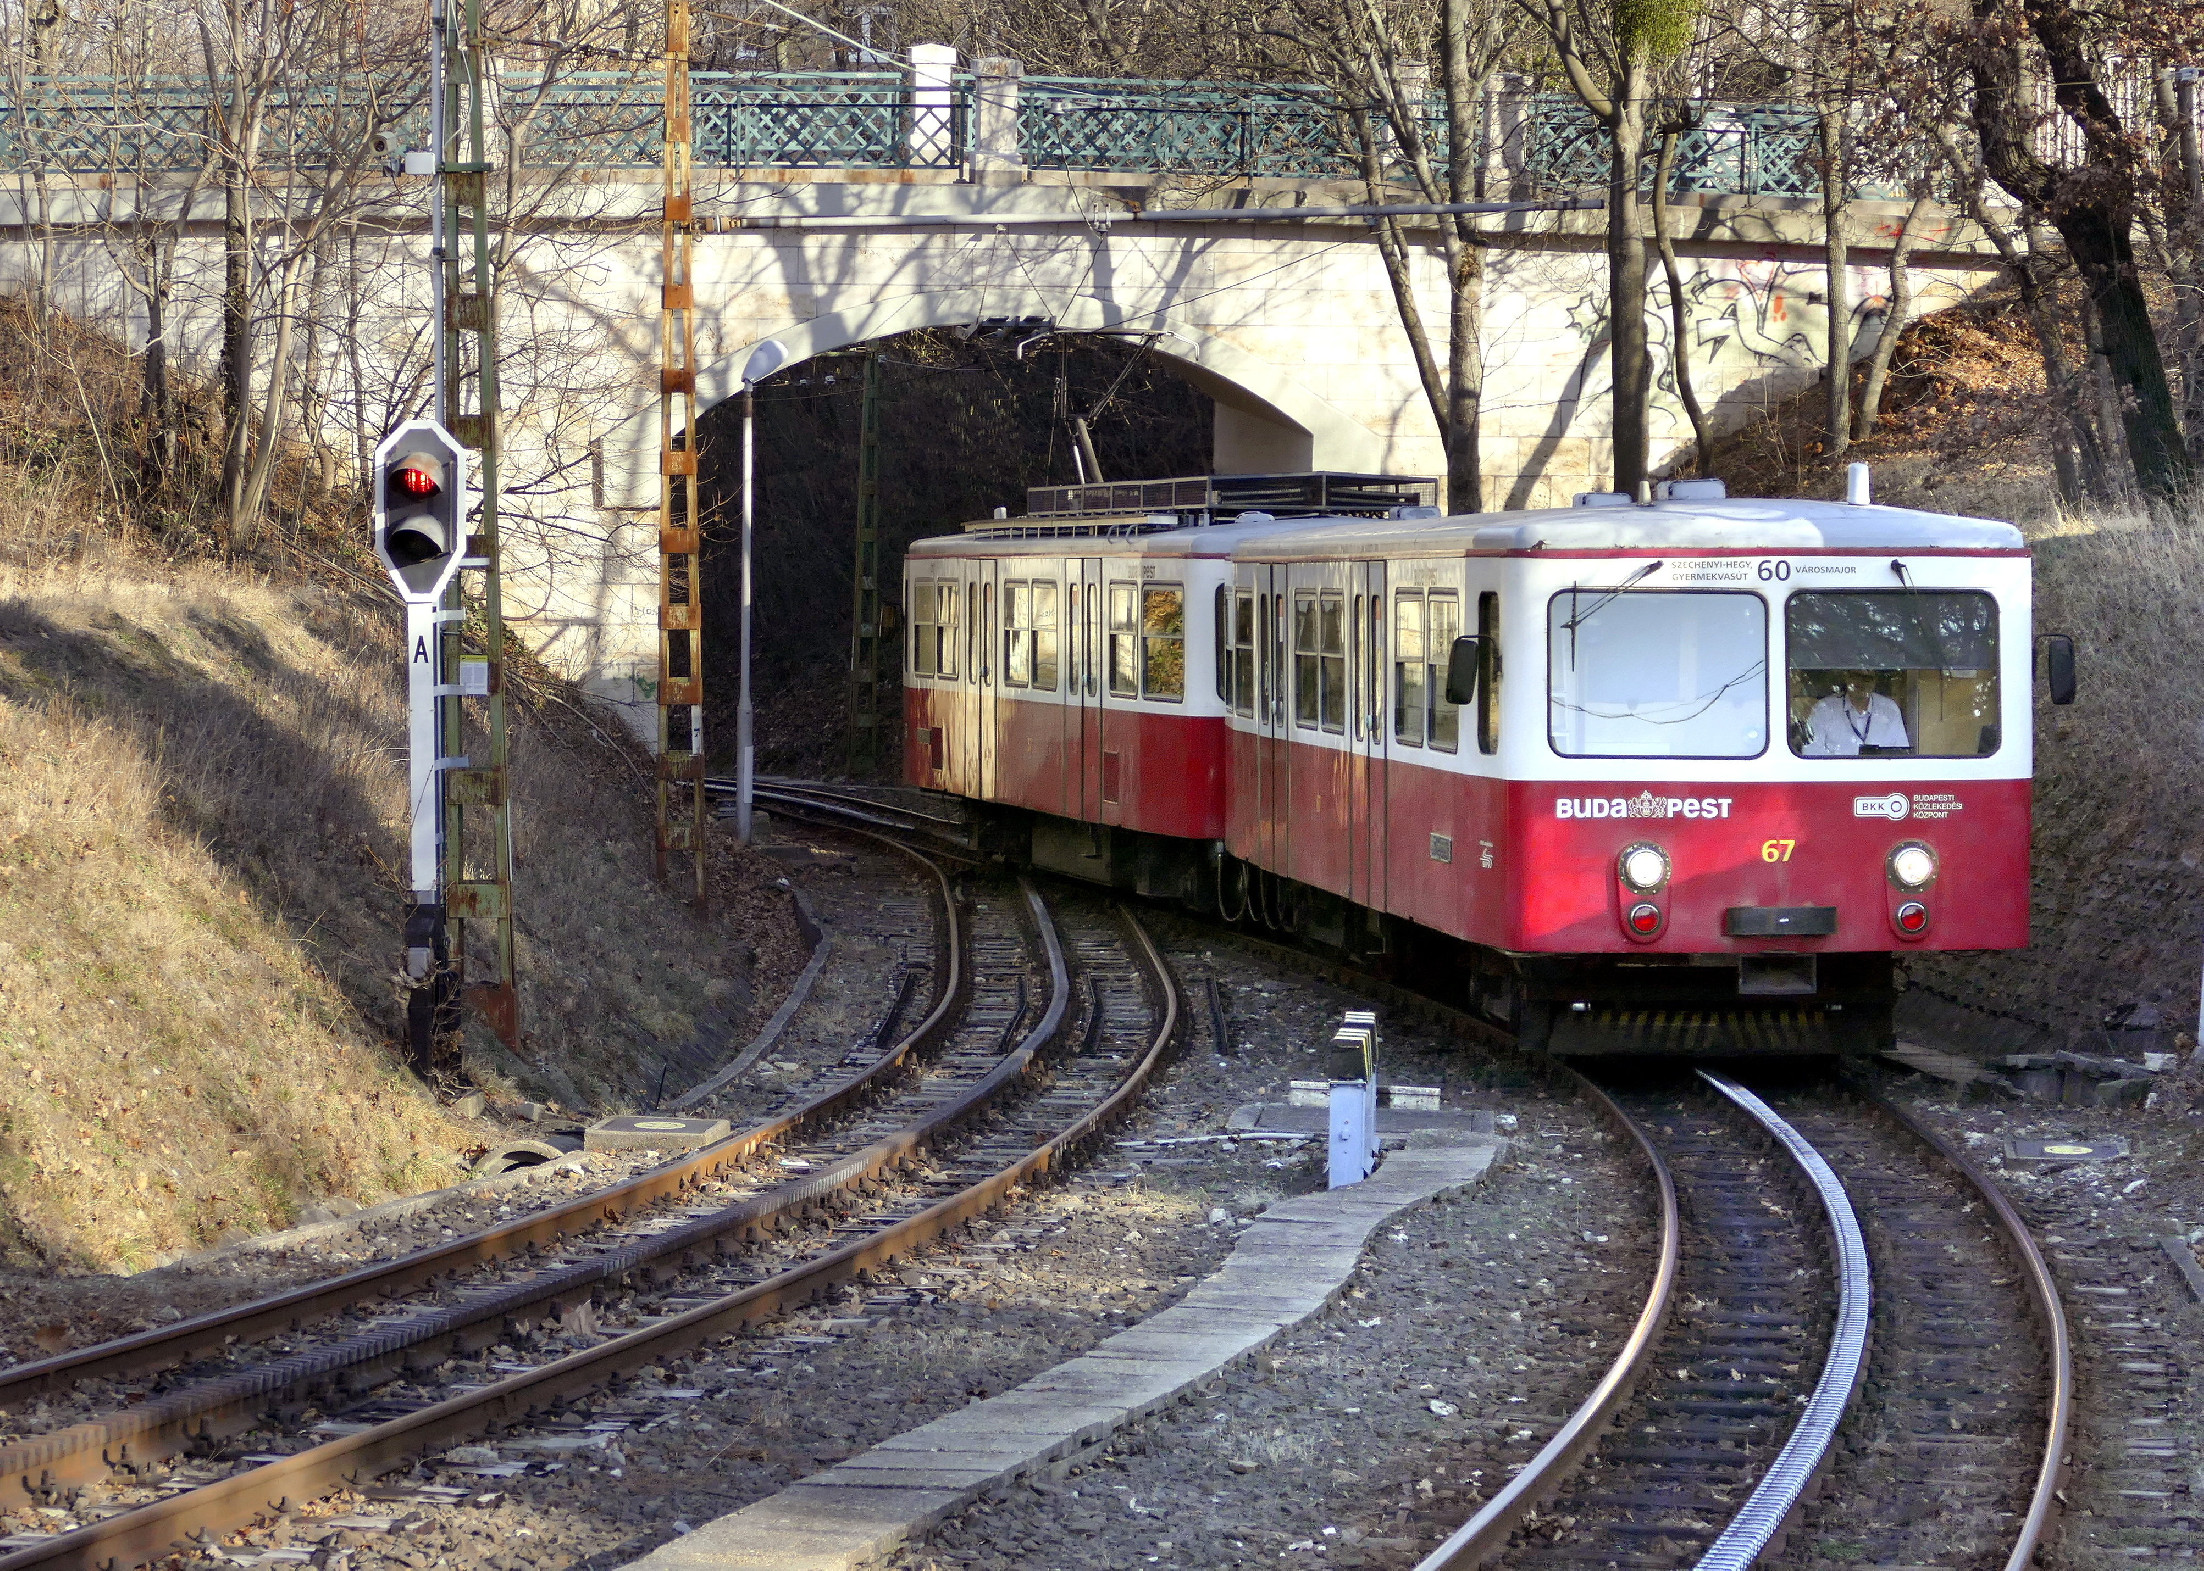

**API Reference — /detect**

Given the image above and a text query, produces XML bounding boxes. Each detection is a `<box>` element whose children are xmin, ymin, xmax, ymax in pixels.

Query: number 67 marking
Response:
<box><xmin>1761</xmin><ymin>839</ymin><xmax>1797</xmax><ymax>862</ymax></box>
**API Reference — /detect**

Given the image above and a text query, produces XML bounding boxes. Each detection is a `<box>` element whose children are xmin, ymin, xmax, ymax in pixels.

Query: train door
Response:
<box><xmin>1252</xmin><ymin>563</ymin><xmax>1287</xmax><ymax>871</ymax></box>
<box><xmin>1070</xmin><ymin>558</ymin><xmax>1103</xmax><ymax>820</ymax></box>
<box><xmin>1347</xmin><ymin>560</ymin><xmax>1388</xmax><ymax>913</ymax></box>
<box><xmin>975</xmin><ymin>560</ymin><xmax>999</xmax><ymax>801</ymax></box>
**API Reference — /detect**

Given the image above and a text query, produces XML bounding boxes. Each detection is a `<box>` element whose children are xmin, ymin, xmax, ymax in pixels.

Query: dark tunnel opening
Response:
<box><xmin>694</xmin><ymin>328</ymin><xmax>1213</xmax><ymax>780</ymax></box>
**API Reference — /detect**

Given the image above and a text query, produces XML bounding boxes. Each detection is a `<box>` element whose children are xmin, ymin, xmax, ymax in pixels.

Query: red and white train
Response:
<box><xmin>902</xmin><ymin>473</ymin><xmax>2070</xmax><ymax>1054</ymax></box>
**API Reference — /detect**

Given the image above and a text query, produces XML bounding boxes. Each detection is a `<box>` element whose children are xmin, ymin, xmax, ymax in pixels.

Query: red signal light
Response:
<box><xmin>1627</xmin><ymin>902</ymin><xmax>1662</xmax><ymax>935</ymax></box>
<box><xmin>393</xmin><ymin>463</ymin><xmax>440</xmax><ymax>499</ymax></box>
<box><xmin>1895</xmin><ymin>901</ymin><xmax>1929</xmax><ymax>935</ymax></box>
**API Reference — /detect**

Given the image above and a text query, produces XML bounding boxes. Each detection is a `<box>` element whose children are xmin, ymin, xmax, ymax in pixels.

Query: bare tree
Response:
<box><xmin>1962</xmin><ymin>0</ymin><xmax>2192</xmax><ymax>500</ymax></box>
<box><xmin>1516</xmin><ymin>0</ymin><xmax>1701</xmax><ymax>495</ymax></box>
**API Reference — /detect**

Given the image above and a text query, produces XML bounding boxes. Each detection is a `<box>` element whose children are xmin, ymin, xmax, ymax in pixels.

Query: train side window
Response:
<box><xmin>1428</xmin><ymin>592</ymin><xmax>1460</xmax><ymax>752</ymax></box>
<box><xmin>1108</xmin><ymin>583</ymin><xmax>1139</xmax><ymax>696</ymax></box>
<box><xmin>1366</xmin><ymin>594</ymin><xmax>1383</xmax><ymax>736</ymax></box>
<box><xmin>1142</xmin><ymin>585</ymin><xmax>1185</xmax><ymax>700</ymax></box>
<box><xmin>1213</xmin><ymin>585</ymin><xmax>1229</xmax><ymax>703</ymax></box>
<box><xmin>1067</xmin><ymin>585</ymin><xmax>1081</xmax><ymax>693</ymax></box>
<box><xmin>981</xmin><ymin>582</ymin><xmax>995</xmax><ymax>684</ymax></box>
<box><xmin>1319</xmin><ymin>590</ymin><xmax>1347</xmax><ymax>733</ymax></box>
<box><xmin>1085</xmin><ymin>583</ymin><xmax>1100</xmax><ymax>696</ymax></box>
<box><xmin>1257</xmin><ymin>594</ymin><xmax>1272</xmax><ymax>714</ymax></box>
<box><xmin>1394</xmin><ymin>591</ymin><xmax>1426</xmax><ymax>746</ymax></box>
<box><xmin>938</xmin><ymin>582</ymin><xmax>958</xmax><ymax>679</ymax></box>
<box><xmin>966</xmin><ymin>582</ymin><xmax>979</xmax><ymax>683</ymax></box>
<box><xmin>910</xmin><ymin>579</ymin><xmax>936</xmax><ymax>676</ymax></box>
<box><xmin>1003</xmin><ymin>581</ymin><xmax>1032</xmax><ymax>688</ymax></box>
<box><xmin>1476</xmin><ymin>591</ymin><xmax>1501</xmax><ymax>754</ymax></box>
<box><xmin>1032</xmin><ymin>581</ymin><xmax>1058</xmax><ymax>691</ymax></box>
<box><xmin>1233</xmin><ymin>591</ymin><xmax>1256</xmax><ymax>718</ymax></box>
<box><xmin>1293</xmin><ymin>591</ymin><xmax>1321</xmax><ymax>728</ymax></box>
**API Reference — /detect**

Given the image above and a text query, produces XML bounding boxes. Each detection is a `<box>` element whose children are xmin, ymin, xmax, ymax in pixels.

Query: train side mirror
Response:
<box><xmin>1445</xmin><ymin>635</ymin><xmax>1483</xmax><ymax>706</ymax></box>
<box><xmin>2041</xmin><ymin>633</ymin><xmax>2077</xmax><ymax>706</ymax></box>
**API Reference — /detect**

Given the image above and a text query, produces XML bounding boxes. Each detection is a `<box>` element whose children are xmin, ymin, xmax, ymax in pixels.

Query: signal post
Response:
<box><xmin>374</xmin><ymin>422</ymin><xmax>471</xmax><ymax>1071</ymax></box>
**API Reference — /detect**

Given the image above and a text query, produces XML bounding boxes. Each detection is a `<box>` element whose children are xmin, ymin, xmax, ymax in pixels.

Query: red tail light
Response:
<box><xmin>1895</xmin><ymin>901</ymin><xmax>1929</xmax><ymax>935</ymax></box>
<box><xmin>1627</xmin><ymin>902</ymin><xmax>1662</xmax><ymax>935</ymax></box>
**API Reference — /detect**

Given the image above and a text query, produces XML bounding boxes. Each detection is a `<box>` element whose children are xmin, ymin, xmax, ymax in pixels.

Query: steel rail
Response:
<box><xmin>1411</xmin><ymin>1074</ymin><xmax>1681</xmax><ymax>1570</ymax></box>
<box><xmin>0</xmin><ymin>837</ymin><xmax>988</xmax><ymax>1493</ymax></box>
<box><xmin>1687</xmin><ymin>1071</ymin><xmax>1871</xmax><ymax>1571</ymax></box>
<box><xmin>0</xmin><ymin>894</ymin><xmax>1178</xmax><ymax>1571</ymax></box>
<box><xmin>1869</xmin><ymin>1091</ymin><xmax>2071</xmax><ymax>1570</ymax></box>
<box><xmin>0</xmin><ymin>834</ymin><xmax>961</xmax><ymax>1405</ymax></box>
<box><xmin>745</xmin><ymin>776</ymin><xmax>970</xmax><ymax>831</ymax></box>
<box><xmin>737</xmin><ymin>781</ymin><xmax>979</xmax><ymax>849</ymax></box>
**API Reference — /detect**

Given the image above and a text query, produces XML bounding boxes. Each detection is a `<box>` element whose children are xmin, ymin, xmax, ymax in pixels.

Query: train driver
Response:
<box><xmin>1801</xmin><ymin>671</ymin><xmax>1909</xmax><ymax>756</ymax></box>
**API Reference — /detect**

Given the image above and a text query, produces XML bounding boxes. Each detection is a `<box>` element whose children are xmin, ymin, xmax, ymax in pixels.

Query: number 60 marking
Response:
<box><xmin>1761</xmin><ymin>838</ymin><xmax>1797</xmax><ymax>862</ymax></box>
<box><xmin>1756</xmin><ymin>560</ymin><xmax>1792</xmax><ymax>582</ymax></box>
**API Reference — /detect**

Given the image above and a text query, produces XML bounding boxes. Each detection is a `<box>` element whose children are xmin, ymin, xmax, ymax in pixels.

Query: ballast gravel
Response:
<box><xmin>2</xmin><ymin>825</ymin><xmax>1648</xmax><ymax>1571</ymax></box>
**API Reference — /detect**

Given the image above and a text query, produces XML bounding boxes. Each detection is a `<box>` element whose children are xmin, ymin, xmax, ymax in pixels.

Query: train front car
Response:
<box><xmin>1479</xmin><ymin>495</ymin><xmax>2029</xmax><ymax>1055</ymax></box>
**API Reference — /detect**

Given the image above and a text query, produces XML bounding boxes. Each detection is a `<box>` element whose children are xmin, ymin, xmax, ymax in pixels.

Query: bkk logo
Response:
<box><xmin>1555</xmin><ymin>791</ymin><xmax>1734</xmax><ymax>821</ymax></box>
<box><xmin>1852</xmin><ymin>793</ymin><xmax>1910</xmax><ymax>821</ymax></box>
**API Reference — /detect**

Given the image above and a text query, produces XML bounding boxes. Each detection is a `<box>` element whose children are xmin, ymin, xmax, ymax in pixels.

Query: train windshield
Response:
<box><xmin>1548</xmin><ymin>590</ymin><xmax>1768</xmax><ymax>758</ymax></box>
<box><xmin>1786</xmin><ymin>591</ymin><xmax>2000</xmax><ymax>758</ymax></box>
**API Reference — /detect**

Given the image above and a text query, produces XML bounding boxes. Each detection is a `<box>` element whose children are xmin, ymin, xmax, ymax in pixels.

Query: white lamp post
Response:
<box><xmin>735</xmin><ymin>339</ymin><xmax>790</xmax><ymax>843</ymax></box>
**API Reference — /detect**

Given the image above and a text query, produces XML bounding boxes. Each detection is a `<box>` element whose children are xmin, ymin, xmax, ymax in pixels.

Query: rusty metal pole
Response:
<box><xmin>655</xmin><ymin>0</ymin><xmax>708</xmax><ymax>905</ymax></box>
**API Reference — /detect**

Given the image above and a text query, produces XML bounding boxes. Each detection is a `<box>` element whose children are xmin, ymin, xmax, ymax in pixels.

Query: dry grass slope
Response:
<box><xmin>0</xmin><ymin>307</ymin><xmax>804</xmax><ymax>1274</ymax></box>
<box><xmin>1909</xmin><ymin>512</ymin><xmax>2204</xmax><ymax>1050</ymax></box>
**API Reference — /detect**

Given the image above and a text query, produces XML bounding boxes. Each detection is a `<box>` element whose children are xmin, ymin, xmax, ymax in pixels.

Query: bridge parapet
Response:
<box><xmin>1</xmin><ymin>64</ymin><xmax>1836</xmax><ymax>200</ymax></box>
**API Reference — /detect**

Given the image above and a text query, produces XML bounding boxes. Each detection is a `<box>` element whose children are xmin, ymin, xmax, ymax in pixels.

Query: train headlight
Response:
<box><xmin>1618</xmin><ymin>843</ymin><xmax>1670</xmax><ymax>892</ymax></box>
<box><xmin>1889</xmin><ymin>843</ymin><xmax>1937</xmax><ymax>890</ymax></box>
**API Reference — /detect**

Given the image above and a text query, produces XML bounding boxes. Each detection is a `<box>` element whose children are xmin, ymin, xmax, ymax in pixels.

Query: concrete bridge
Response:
<box><xmin>1</xmin><ymin>62</ymin><xmax>2004</xmax><ymax>738</ymax></box>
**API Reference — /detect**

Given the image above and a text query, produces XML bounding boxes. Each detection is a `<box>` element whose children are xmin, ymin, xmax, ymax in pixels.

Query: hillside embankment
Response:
<box><xmin>1702</xmin><ymin>286</ymin><xmax>2204</xmax><ymax>1067</ymax></box>
<box><xmin>0</xmin><ymin>305</ymin><xmax>805</xmax><ymax>1278</ymax></box>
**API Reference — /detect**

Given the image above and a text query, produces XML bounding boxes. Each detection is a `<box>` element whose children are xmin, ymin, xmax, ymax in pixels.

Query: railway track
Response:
<box><xmin>1161</xmin><ymin>918</ymin><xmax>2070</xmax><ymax>1570</ymax></box>
<box><xmin>0</xmin><ymin>818</ymin><xmax>1181</xmax><ymax>1571</ymax></box>
<box><xmin>1414</xmin><ymin>1069</ymin><xmax>2067</xmax><ymax>1571</ymax></box>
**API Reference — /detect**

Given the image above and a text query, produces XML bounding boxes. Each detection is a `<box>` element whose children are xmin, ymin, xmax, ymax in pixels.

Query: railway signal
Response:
<box><xmin>374</xmin><ymin>421</ymin><xmax>468</xmax><ymax>601</ymax></box>
<box><xmin>373</xmin><ymin>420</ymin><xmax>472</xmax><ymax>1071</ymax></box>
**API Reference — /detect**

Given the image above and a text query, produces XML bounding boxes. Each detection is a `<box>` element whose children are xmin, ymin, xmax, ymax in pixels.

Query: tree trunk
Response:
<box><xmin>219</xmin><ymin>149</ymin><xmax>251</xmax><ymax>546</ymax></box>
<box><xmin>1853</xmin><ymin>192</ymin><xmax>1930</xmax><ymax>440</ymax></box>
<box><xmin>2167</xmin><ymin>68</ymin><xmax>2204</xmax><ymax>465</ymax></box>
<box><xmin>141</xmin><ymin>234</ymin><xmax>174</xmax><ymax>485</ymax></box>
<box><xmin>1439</xmin><ymin>0</ymin><xmax>1486</xmax><ymax>511</ymax></box>
<box><xmin>1653</xmin><ymin>129</ymin><xmax>1712</xmax><ymax>474</ymax></box>
<box><xmin>1968</xmin><ymin>9</ymin><xmax>2190</xmax><ymax>500</ymax></box>
<box><xmin>1820</xmin><ymin>109</ymin><xmax>1851</xmax><ymax>465</ymax></box>
<box><xmin>1608</xmin><ymin>96</ymin><xmax>1650</xmax><ymax>495</ymax></box>
<box><xmin>2055</xmin><ymin>199</ymin><xmax>2190</xmax><ymax>500</ymax></box>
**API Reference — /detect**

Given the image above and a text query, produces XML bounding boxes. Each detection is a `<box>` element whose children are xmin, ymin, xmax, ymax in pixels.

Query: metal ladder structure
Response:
<box><xmin>431</xmin><ymin>0</ymin><xmax>520</xmax><ymax>1051</ymax></box>
<box><xmin>656</xmin><ymin>0</ymin><xmax>709</xmax><ymax>906</ymax></box>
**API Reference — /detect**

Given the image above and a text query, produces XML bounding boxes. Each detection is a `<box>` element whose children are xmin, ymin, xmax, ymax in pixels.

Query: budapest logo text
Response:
<box><xmin>1556</xmin><ymin>792</ymin><xmax>1735</xmax><ymax>821</ymax></box>
<box><xmin>1852</xmin><ymin>793</ymin><xmax>1910</xmax><ymax>821</ymax></box>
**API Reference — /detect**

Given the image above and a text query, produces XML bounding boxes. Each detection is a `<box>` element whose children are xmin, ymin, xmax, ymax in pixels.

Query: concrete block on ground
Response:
<box><xmin>584</xmin><ymin>1115</ymin><xmax>733</xmax><ymax>1152</ymax></box>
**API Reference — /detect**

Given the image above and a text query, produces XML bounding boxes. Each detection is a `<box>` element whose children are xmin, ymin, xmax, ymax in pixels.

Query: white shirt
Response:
<box><xmin>1803</xmin><ymin>692</ymin><xmax>1908</xmax><ymax>756</ymax></box>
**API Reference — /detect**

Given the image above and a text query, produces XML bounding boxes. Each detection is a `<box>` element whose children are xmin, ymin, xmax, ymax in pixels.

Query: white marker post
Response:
<box><xmin>734</xmin><ymin>340</ymin><xmax>790</xmax><ymax>845</ymax></box>
<box><xmin>1328</xmin><ymin>1010</ymin><xmax>1381</xmax><ymax>1189</ymax></box>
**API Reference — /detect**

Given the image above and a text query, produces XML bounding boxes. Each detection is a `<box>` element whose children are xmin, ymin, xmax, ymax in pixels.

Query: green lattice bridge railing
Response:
<box><xmin>0</xmin><ymin>71</ymin><xmax>1825</xmax><ymax>198</ymax></box>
